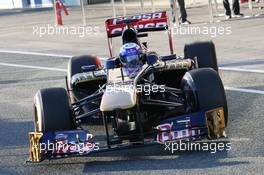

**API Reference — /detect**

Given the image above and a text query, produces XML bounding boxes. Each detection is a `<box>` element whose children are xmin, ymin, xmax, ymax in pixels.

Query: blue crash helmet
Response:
<box><xmin>119</xmin><ymin>43</ymin><xmax>142</xmax><ymax>77</ymax></box>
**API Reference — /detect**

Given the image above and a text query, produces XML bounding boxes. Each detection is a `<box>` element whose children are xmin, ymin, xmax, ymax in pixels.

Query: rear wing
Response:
<box><xmin>105</xmin><ymin>11</ymin><xmax>168</xmax><ymax>38</ymax></box>
<box><xmin>105</xmin><ymin>11</ymin><xmax>174</xmax><ymax>57</ymax></box>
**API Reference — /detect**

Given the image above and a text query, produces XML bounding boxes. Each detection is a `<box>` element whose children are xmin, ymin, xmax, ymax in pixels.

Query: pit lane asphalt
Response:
<box><xmin>0</xmin><ymin>4</ymin><xmax>264</xmax><ymax>175</ymax></box>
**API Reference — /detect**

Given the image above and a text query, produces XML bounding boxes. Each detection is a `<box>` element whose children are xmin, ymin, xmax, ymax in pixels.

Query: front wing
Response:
<box><xmin>28</xmin><ymin>107</ymin><xmax>226</xmax><ymax>163</ymax></box>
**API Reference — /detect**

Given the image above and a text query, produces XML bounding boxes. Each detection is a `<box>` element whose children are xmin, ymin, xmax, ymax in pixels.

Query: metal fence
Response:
<box><xmin>57</xmin><ymin>0</ymin><xmax>264</xmax><ymax>26</ymax></box>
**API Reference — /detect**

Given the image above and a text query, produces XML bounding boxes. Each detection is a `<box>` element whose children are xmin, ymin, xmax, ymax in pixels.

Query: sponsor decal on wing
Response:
<box><xmin>105</xmin><ymin>11</ymin><xmax>168</xmax><ymax>37</ymax></box>
<box><xmin>156</xmin><ymin>123</ymin><xmax>201</xmax><ymax>143</ymax></box>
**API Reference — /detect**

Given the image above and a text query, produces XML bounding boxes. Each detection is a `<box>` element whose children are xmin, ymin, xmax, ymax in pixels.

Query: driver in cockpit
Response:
<box><xmin>119</xmin><ymin>42</ymin><xmax>144</xmax><ymax>78</ymax></box>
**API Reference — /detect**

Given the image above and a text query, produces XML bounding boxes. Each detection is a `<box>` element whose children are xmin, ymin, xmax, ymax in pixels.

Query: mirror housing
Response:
<box><xmin>160</xmin><ymin>54</ymin><xmax>177</xmax><ymax>61</ymax></box>
<box><xmin>106</xmin><ymin>59</ymin><xmax>117</xmax><ymax>69</ymax></box>
<box><xmin>81</xmin><ymin>65</ymin><xmax>97</xmax><ymax>72</ymax></box>
<box><xmin>106</xmin><ymin>57</ymin><xmax>121</xmax><ymax>69</ymax></box>
<box><xmin>146</xmin><ymin>53</ymin><xmax>158</xmax><ymax>65</ymax></box>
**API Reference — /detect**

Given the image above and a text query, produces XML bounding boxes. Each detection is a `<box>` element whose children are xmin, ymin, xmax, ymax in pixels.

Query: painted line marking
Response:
<box><xmin>0</xmin><ymin>50</ymin><xmax>72</xmax><ymax>58</ymax></box>
<box><xmin>0</xmin><ymin>49</ymin><xmax>263</xmax><ymax>74</ymax></box>
<box><xmin>229</xmin><ymin>137</ymin><xmax>251</xmax><ymax>142</ymax></box>
<box><xmin>219</xmin><ymin>67</ymin><xmax>264</xmax><ymax>74</ymax></box>
<box><xmin>0</xmin><ymin>62</ymin><xmax>67</xmax><ymax>72</ymax></box>
<box><xmin>225</xmin><ymin>87</ymin><xmax>264</xmax><ymax>95</ymax></box>
<box><xmin>0</xmin><ymin>62</ymin><xmax>264</xmax><ymax>95</ymax></box>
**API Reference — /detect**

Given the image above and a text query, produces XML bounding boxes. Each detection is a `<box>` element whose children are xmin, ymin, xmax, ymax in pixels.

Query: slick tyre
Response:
<box><xmin>182</xmin><ymin>68</ymin><xmax>228</xmax><ymax>125</ymax></box>
<box><xmin>67</xmin><ymin>55</ymin><xmax>102</xmax><ymax>102</ymax></box>
<box><xmin>184</xmin><ymin>41</ymin><xmax>218</xmax><ymax>72</ymax></box>
<box><xmin>34</xmin><ymin>87</ymin><xmax>75</xmax><ymax>132</ymax></box>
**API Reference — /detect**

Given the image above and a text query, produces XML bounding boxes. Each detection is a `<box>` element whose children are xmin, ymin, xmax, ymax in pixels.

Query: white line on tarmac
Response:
<box><xmin>0</xmin><ymin>50</ymin><xmax>72</xmax><ymax>58</ymax></box>
<box><xmin>0</xmin><ymin>62</ymin><xmax>67</xmax><ymax>72</ymax></box>
<box><xmin>0</xmin><ymin>49</ymin><xmax>263</xmax><ymax>74</ymax></box>
<box><xmin>225</xmin><ymin>87</ymin><xmax>264</xmax><ymax>95</ymax></box>
<box><xmin>219</xmin><ymin>67</ymin><xmax>264</xmax><ymax>74</ymax></box>
<box><xmin>0</xmin><ymin>61</ymin><xmax>264</xmax><ymax>95</ymax></box>
<box><xmin>1</xmin><ymin>61</ymin><xmax>264</xmax><ymax>95</ymax></box>
<box><xmin>229</xmin><ymin>137</ymin><xmax>251</xmax><ymax>142</ymax></box>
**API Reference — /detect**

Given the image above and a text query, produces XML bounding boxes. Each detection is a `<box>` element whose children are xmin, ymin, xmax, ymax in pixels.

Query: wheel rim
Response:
<box><xmin>34</xmin><ymin>94</ymin><xmax>43</xmax><ymax>132</ymax></box>
<box><xmin>34</xmin><ymin>105</ymin><xmax>40</xmax><ymax>132</ymax></box>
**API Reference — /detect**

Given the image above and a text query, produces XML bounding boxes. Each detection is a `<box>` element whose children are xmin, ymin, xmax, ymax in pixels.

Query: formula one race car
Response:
<box><xmin>28</xmin><ymin>11</ymin><xmax>228</xmax><ymax>162</ymax></box>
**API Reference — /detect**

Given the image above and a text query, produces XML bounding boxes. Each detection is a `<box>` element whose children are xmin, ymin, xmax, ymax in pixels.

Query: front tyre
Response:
<box><xmin>33</xmin><ymin>87</ymin><xmax>75</xmax><ymax>132</ymax></box>
<box><xmin>181</xmin><ymin>68</ymin><xmax>228</xmax><ymax>125</ymax></box>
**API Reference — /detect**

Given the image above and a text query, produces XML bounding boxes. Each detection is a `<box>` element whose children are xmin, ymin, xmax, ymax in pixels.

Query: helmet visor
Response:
<box><xmin>121</xmin><ymin>54</ymin><xmax>140</xmax><ymax>68</ymax></box>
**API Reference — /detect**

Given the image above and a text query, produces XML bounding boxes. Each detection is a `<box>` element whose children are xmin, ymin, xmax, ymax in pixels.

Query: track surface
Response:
<box><xmin>0</xmin><ymin>4</ymin><xmax>264</xmax><ymax>175</ymax></box>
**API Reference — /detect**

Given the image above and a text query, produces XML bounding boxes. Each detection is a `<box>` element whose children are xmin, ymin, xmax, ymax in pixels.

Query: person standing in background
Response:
<box><xmin>223</xmin><ymin>0</ymin><xmax>244</xmax><ymax>19</ymax></box>
<box><xmin>177</xmin><ymin>0</ymin><xmax>191</xmax><ymax>24</ymax></box>
<box><xmin>170</xmin><ymin>0</ymin><xmax>191</xmax><ymax>25</ymax></box>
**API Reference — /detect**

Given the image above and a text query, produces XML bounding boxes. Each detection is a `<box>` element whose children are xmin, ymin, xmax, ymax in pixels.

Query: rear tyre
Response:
<box><xmin>68</xmin><ymin>55</ymin><xmax>100</xmax><ymax>80</ymax></box>
<box><xmin>181</xmin><ymin>68</ymin><xmax>228</xmax><ymax>125</ymax></box>
<box><xmin>67</xmin><ymin>55</ymin><xmax>102</xmax><ymax>102</ymax></box>
<box><xmin>34</xmin><ymin>87</ymin><xmax>75</xmax><ymax>132</ymax></box>
<box><xmin>184</xmin><ymin>41</ymin><xmax>218</xmax><ymax>72</ymax></box>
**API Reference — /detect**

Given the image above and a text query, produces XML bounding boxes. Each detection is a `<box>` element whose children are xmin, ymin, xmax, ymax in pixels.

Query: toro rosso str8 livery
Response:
<box><xmin>28</xmin><ymin>11</ymin><xmax>228</xmax><ymax>162</ymax></box>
